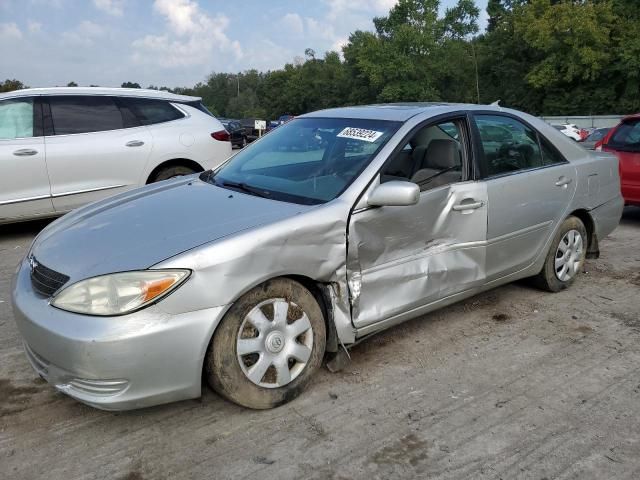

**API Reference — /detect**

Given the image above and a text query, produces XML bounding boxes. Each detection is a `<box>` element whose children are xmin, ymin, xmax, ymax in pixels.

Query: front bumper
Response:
<box><xmin>12</xmin><ymin>258</ymin><xmax>227</xmax><ymax>411</ymax></box>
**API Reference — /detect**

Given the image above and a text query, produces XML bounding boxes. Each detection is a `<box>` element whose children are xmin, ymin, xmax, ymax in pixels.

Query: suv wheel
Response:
<box><xmin>151</xmin><ymin>165</ymin><xmax>197</xmax><ymax>182</ymax></box>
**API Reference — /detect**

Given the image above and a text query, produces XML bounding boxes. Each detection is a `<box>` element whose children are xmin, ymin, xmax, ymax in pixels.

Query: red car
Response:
<box><xmin>596</xmin><ymin>114</ymin><xmax>640</xmax><ymax>206</ymax></box>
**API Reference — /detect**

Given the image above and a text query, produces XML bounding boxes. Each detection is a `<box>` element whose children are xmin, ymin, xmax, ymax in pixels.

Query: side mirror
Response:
<box><xmin>367</xmin><ymin>181</ymin><xmax>420</xmax><ymax>207</ymax></box>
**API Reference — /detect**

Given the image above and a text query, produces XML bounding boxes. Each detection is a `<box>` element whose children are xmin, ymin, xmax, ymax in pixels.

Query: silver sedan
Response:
<box><xmin>12</xmin><ymin>103</ymin><xmax>623</xmax><ymax>410</ymax></box>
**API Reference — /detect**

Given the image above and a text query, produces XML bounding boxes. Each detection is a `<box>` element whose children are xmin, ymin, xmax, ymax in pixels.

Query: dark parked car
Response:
<box><xmin>221</xmin><ymin>120</ymin><xmax>247</xmax><ymax>148</ymax></box>
<box><xmin>268</xmin><ymin>114</ymin><xmax>295</xmax><ymax>131</ymax></box>
<box><xmin>238</xmin><ymin>118</ymin><xmax>265</xmax><ymax>143</ymax></box>
<box><xmin>580</xmin><ymin>128</ymin><xmax>610</xmax><ymax>150</ymax></box>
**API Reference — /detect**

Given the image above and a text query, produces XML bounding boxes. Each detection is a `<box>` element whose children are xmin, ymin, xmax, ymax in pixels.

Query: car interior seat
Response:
<box><xmin>410</xmin><ymin>139</ymin><xmax>462</xmax><ymax>187</ymax></box>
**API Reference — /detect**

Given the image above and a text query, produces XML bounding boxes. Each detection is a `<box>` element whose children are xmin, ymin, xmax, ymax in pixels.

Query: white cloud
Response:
<box><xmin>305</xmin><ymin>17</ymin><xmax>337</xmax><ymax>41</ymax></box>
<box><xmin>132</xmin><ymin>0</ymin><xmax>242</xmax><ymax>68</ymax></box>
<box><xmin>61</xmin><ymin>20</ymin><xmax>105</xmax><ymax>47</ymax></box>
<box><xmin>281</xmin><ymin>13</ymin><xmax>304</xmax><ymax>35</ymax></box>
<box><xmin>326</xmin><ymin>0</ymin><xmax>398</xmax><ymax>21</ymax></box>
<box><xmin>93</xmin><ymin>0</ymin><xmax>124</xmax><ymax>16</ymax></box>
<box><xmin>27</xmin><ymin>21</ymin><xmax>42</xmax><ymax>34</ymax></box>
<box><xmin>154</xmin><ymin>0</ymin><xmax>201</xmax><ymax>35</ymax></box>
<box><xmin>0</xmin><ymin>22</ymin><xmax>22</xmax><ymax>40</ymax></box>
<box><xmin>331</xmin><ymin>37</ymin><xmax>349</xmax><ymax>54</ymax></box>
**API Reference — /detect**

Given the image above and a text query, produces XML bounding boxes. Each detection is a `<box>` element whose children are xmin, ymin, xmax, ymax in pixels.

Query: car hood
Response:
<box><xmin>30</xmin><ymin>177</ymin><xmax>312</xmax><ymax>281</ymax></box>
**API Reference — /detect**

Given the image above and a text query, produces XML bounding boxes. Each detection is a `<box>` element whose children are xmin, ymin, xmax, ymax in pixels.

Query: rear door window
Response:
<box><xmin>179</xmin><ymin>100</ymin><xmax>213</xmax><ymax>116</ymax></box>
<box><xmin>0</xmin><ymin>97</ymin><xmax>34</xmax><ymax>139</ymax></box>
<box><xmin>475</xmin><ymin>115</ymin><xmax>544</xmax><ymax>177</ymax></box>
<box><xmin>122</xmin><ymin>98</ymin><xmax>184</xmax><ymax>125</ymax></box>
<box><xmin>608</xmin><ymin>119</ymin><xmax>640</xmax><ymax>151</ymax></box>
<box><xmin>49</xmin><ymin>96</ymin><xmax>124</xmax><ymax>135</ymax></box>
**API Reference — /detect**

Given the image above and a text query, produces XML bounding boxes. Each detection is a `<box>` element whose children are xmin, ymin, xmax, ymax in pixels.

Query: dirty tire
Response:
<box><xmin>206</xmin><ymin>278</ymin><xmax>326</xmax><ymax>409</ymax></box>
<box><xmin>532</xmin><ymin>215</ymin><xmax>587</xmax><ymax>292</ymax></box>
<box><xmin>151</xmin><ymin>165</ymin><xmax>197</xmax><ymax>183</ymax></box>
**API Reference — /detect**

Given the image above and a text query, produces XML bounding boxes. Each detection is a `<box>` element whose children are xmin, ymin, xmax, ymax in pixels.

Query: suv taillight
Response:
<box><xmin>212</xmin><ymin>130</ymin><xmax>230</xmax><ymax>142</ymax></box>
<box><xmin>594</xmin><ymin>140</ymin><xmax>604</xmax><ymax>152</ymax></box>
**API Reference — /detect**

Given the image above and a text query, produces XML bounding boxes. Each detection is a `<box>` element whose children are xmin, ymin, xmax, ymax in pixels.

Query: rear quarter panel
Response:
<box><xmin>140</xmin><ymin>106</ymin><xmax>232</xmax><ymax>183</ymax></box>
<box><xmin>571</xmin><ymin>151</ymin><xmax>622</xmax><ymax>210</ymax></box>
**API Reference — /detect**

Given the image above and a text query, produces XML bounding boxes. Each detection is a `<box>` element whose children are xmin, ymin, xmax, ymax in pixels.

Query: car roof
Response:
<box><xmin>300</xmin><ymin>103</ymin><xmax>512</xmax><ymax>122</ymax></box>
<box><xmin>621</xmin><ymin>113</ymin><xmax>640</xmax><ymax>122</ymax></box>
<box><xmin>0</xmin><ymin>87</ymin><xmax>200</xmax><ymax>102</ymax></box>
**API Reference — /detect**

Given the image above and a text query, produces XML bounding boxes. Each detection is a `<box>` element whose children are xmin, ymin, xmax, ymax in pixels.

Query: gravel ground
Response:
<box><xmin>0</xmin><ymin>208</ymin><xmax>639</xmax><ymax>480</ymax></box>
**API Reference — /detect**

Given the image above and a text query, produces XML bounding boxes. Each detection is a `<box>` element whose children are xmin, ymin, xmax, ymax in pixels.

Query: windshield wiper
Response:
<box><xmin>216</xmin><ymin>178</ymin><xmax>272</xmax><ymax>199</ymax></box>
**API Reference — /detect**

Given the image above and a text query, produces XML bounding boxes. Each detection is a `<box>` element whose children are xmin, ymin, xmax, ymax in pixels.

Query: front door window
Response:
<box><xmin>381</xmin><ymin>120</ymin><xmax>465</xmax><ymax>190</ymax></box>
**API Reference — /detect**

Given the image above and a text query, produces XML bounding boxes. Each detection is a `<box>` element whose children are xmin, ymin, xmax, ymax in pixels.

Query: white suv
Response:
<box><xmin>0</xmin><ymin>87</ymin><xmax>232</xmax><ymax>224</ymax></box>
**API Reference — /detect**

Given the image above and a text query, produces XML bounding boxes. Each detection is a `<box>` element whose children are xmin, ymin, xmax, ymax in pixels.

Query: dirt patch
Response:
<box><xmin>492</xmin><ymin>313</ymin><xmax>511</xmax><ymax>322</ymax></box>
<box><xmin>588</xmin><ymin>263</ymin><xmax>628</xmax><ymax>282</ymax></box>
<box><xmin>0</xmin><ymin>378</ymin><xmax>44</xmax><ymax>417</ymax></box>
<box><xmin>463</xmin><ymin>292</ymin><xmax>500</xmax><ymax>310</ymax></box>
<box><xmin>630</xmin><ymin>274</ymin><xmax>640</xmax><ymax>287</ymax></box>
<box><xmin>371</xmin><ymin>433</ymin><xmax>429</xmax><ymax>467</ymax></box>
<box><xmin>119</xmin><ymin>472</ymin><xmax>144</xmax><ymax>480</ymax></box>
<box><xmin>611</xmin><ymin>312</ymin><xmax>640</xmax><ymax>332</ymax></box>
<box><xmin>573</xmin><ymin>325</ymin><xmax>594</xmax><ymax>334</ymax></box>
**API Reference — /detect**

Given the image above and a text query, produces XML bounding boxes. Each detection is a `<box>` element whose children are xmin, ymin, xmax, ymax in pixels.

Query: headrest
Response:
<box><xmin>411</xmin><ymin>145</ymin><xmax>429</xmax><ymax>165</ymax></box>
<box><xmin>425</xmin><ymin>139</ymin><xmax>460</xmax><ymax>170</ymax></box>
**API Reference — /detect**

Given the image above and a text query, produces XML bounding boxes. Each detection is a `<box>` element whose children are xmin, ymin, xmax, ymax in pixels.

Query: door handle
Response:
<box><xmin>555</xmin><ymin>176</ymin><xmax>573</xmax><ymax>187</ymax></box>
<box><xmin>452</xmin><ymin>200</ymin><xmax>484</xmax><ymax>212</ymax></box>
<box><xmin>125</xmin><ymin>140</ymin><xmax>145</xmax><ymax>147</ymax></box>
<box><xmin>13</xmin><ymin>149</ymin><xmax>38</xmax><ymax>156</ymax></box>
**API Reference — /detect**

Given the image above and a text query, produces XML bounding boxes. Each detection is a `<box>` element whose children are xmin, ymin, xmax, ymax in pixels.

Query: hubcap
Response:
<box><xmin>555</xmin><ymin>229</ymin><xmax>584</xmax><ymax>282</ymax></box>
<box><xmin>236</xmin><ymin>298</ymin><xmax>313</xmax><ymax>389</ymax></box>
<box><xmin>265</xmin><ymin>331</ymin><xmax>285</xmax><ymax>353</ymax></box>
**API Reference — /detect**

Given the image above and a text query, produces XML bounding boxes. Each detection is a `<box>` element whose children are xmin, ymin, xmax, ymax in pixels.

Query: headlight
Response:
<box><xmin>51</xmin><ymin>270</ymin><xmax>190</xmax><ymax>316</ymax></box>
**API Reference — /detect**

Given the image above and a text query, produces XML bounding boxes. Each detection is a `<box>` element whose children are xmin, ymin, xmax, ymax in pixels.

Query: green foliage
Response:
<box><xmin>121</xmin><ymin>81</ymin><xmax>141</xmax><ymax>88</ymax></box>
<box><xmin>0</xmin><ymin>79</ymin><xmax>27</xmax><ymax>92</ymax></box>
<box><xmin>8</xmin><ymin>1</ymin><xmax>640</xmax><ymax>116</ymax></box>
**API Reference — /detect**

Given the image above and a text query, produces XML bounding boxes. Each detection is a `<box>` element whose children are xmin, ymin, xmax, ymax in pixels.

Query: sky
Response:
<box><xmin>0</xmin><ymin>0</ymin><xmax>489</xmax><ymax>89</ymax></box>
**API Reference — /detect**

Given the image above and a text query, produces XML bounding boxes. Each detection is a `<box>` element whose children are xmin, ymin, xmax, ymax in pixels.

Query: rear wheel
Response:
<box><xmin>205</xmin><ymin>278</ymin><xmax>326</xmax><ymax>409</ymax></box>
<box><xmin>151</xmin><ymin>165</ymin><xmax>198</xmax><ymax>183</ymax></box>
<box><xmin>533</xmin><ymin>216</ymin><xmax>587</xmax><ymax>292</ymax></box>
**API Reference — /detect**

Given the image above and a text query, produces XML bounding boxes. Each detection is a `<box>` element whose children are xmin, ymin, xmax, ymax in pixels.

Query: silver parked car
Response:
<box><xmin>12</xmin><ymin>103</ymin><xmax>623</xmax><ymax>411</ymax></box>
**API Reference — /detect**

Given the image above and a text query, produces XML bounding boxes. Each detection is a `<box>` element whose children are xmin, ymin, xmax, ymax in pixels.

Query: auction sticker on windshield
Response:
<box><xmin>337</xmin><ymin>127</ymin><xmax>384</xmax><ymax>142</ymax></box>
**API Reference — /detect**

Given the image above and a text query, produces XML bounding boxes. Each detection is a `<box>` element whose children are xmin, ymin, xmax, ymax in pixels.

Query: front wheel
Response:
<box><xmin>205</xmin><ymin>278</ymin><xmax>326</xmax><ymax>409</ymax></box>
<box><xmin>533</xmin><ymin>216</ymin><xmax>587</xmax><ymax>292</ymax></box>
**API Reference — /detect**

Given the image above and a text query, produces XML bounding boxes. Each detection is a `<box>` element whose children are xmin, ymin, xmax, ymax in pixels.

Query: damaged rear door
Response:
<box><xmin>347</xmin><ymin>115</ymin><xmax>488</xmax><ymax>329</ymax></box>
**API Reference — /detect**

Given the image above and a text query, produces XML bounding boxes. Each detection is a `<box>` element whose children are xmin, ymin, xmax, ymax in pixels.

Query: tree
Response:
<box><xmin>0</xmin><ymin>79</ymin><xmax>27</xmax><ymax>92</ymax></box>
<box><xmin>344</xmin><ymin>0</ymin><xmax>479</xmax><ymax>103</ymax></box>
<box><xmin>4</xmin><ymin>0</ymin><xmax>622</xmax><ymax>119</ymax></box>
<box><xmin>67</xmin><ymin>81</ymin><xmax>78</xmax><ymax>87</ymax></box>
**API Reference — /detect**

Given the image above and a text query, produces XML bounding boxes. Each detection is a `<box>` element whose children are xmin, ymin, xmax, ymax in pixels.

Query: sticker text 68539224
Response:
<box><xmin>337</xmin><ymin>127</ymin><xmax>384</xmax><ymax>143</ymax></box>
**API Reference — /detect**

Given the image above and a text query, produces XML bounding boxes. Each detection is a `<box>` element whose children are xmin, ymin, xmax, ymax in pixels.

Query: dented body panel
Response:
<box><xmin>347</xmin><ymin>180</ymin><xmax>487</xmax><ymax>328</ymax></box>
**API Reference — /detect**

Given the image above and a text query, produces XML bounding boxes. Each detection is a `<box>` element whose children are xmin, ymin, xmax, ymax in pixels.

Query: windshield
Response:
<box><xmin>205</xmin><ymin>117</ymin><xmax>400</xmax><ymax>204</ymax></box>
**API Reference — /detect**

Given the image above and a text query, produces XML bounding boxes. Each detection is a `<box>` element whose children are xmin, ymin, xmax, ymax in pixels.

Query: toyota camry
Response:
<box><xmin>12</xmin><ymin>103</ymin><xmax>623</xmax><ymax>410</ymax></box>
